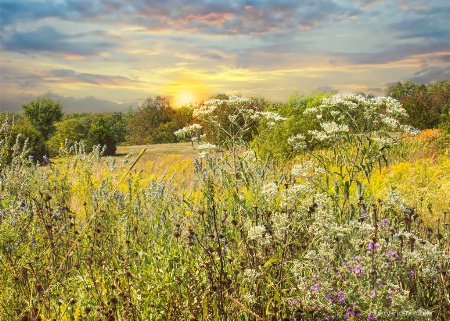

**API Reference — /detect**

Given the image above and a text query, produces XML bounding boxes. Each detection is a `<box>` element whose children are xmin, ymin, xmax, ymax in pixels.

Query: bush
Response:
<box><xmin>252</xmin><ymin>92</ymin><xmax>331</xmax><ymax>160</ymax></box>
<box><xmin>0</xmin><ymin>114</ymin><xmax>47</xmax><ymax>164</ymax></box>
<box><xmin>86</xmin><ymin>117</ymin><xmax>117</xmax><ymax>156</ymax></box>
<box><xmin>47</xmin><ymin>117</ymin><xmax>91</xmax><ymax>157</ymax></box>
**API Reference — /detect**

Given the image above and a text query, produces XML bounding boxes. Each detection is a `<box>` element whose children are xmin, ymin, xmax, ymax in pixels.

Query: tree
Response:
<box><xmin>86</xmin><ymin>118</ymin><xmax>117</xmax><ymax>156</ymax></box>
<box><xmin>47</xmin><ymin>117</ymin><xmax>91</xmax><ymax>156</ymax></box>
<box><xmin>0</xmin><ymin>113</ymin><xmax>47</xmax><ymax>164</ymax></box>
<box><xmin>126</xmin><ymin>96</ymin><xmax>173</xmax><ymax>145</ymax></box>
<box><xmin>21</xmin><ymin>97</ymin><xmax>63</xmax><ymax>140</ymax></box>
<box><xmin>385</xmin><ymin>80</ymin><xmax>450</xmax><ymax>130</ymax></box>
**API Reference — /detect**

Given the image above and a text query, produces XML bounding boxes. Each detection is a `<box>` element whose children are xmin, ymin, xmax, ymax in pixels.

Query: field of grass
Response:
<box><xmin>1</xmin><ymin>118</ymin><xmax>449</xmax><ymax>319</ymax></box>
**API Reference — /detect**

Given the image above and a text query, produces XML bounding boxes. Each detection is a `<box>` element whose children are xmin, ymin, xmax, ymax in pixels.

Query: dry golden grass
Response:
<box><xmin>116</xmin><ymin>142</ymin><xmax>197</xmax><ymax>173</ymax></box>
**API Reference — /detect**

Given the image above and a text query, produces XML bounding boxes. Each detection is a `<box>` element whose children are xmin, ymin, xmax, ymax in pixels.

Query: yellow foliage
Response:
<box><xmin>369</xmin><ymin>156</ymin><xmax>450</xmax><ymax>226</ymax></box>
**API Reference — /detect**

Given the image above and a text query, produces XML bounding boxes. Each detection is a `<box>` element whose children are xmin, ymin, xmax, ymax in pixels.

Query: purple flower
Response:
<box><xmin>388</xmin><ymin>291</ymin><xmax>393</xmax><ymax>301</ymax></box>
<box><xmin>326</xmin><ymin>293</ymin><xmax>336</xmax><ymax>303</ymax></box>
<box><xmin>371</xmin><ymin>289</ymin><xmax>376</xmax><ymax>298</ymax></box>
<box><xmin>343</xmin><ymin>262</ymin><xmax>352</xmax><ymax>271</ymax></box>
<box><xmin>337</xmin><ymin>290</ymin><xmax>346</xmax><ymax>304</ymax></box>
<box><xmin>310</xmin><ymin>284</ymin><xmax>320</xmax><ymax>296</ymax></box>
<box><xmin>368</xmin><ymin>242</ymin><xmax>380</xmax><ymax>252</ymax></box>
<box><xmin>352</xmin><ymin>265</ymin><xmax>364</xmax><ymax>277</ymax></box>
<box><xmin>387</xmin><ymin>250</ymin><xmax>398</xmax><ymax>260</ymax></box>
<box><xmin>289</xmin><ymin>298</ymin><xmax>301</xmax><ymax>307</ymax></box>
<box><xmin>408</xmin><ymin>270</ymin><xmax>414</xmax><ymax>278</ymax></box>
<box><xmin>345</xmin><ymin>307</ymin><xmax>355</xmax><ymax>318</ymax></box>
<box><xmin>368</xmin><ymin>312</ymin><xmax>375</xmax><ymax>320</ymax></box>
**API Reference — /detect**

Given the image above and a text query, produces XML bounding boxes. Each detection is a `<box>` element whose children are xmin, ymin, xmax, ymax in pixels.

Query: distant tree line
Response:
<box><xmin>1</xmin><ymin>79</ymin><xmax>449</xmax><ymax>164</ymax></box>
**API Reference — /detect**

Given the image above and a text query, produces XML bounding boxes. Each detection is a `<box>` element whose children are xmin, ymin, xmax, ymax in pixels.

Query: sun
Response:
<box><xmin>174</xmin><ymin>89</ymin><xmax>198</xmax><ymax>107</ymax></box>
<box><xmin>166</xmin><ymin>79</ymin><xmax>208</xmax><ymax>107</ymax></box>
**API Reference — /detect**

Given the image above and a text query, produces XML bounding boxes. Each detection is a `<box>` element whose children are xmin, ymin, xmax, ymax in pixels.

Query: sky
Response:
<box><xmin>1</xmin><ymin>0</ymin><xmax>449</xmax><ymax>113</ymax></box>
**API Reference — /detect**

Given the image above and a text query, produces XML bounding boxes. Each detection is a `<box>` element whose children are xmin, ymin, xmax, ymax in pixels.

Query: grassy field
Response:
<box><xmin>1</xmin><ymin>135</ymin><xmax>449</xmax><ymax>320</ymax></box>
<box><xmin>116</xmin><ymin>142</ymin><xmax>196</xmax><ymax>158</ymax></box>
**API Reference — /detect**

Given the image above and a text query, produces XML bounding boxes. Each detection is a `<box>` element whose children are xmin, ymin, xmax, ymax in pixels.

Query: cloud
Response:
<box><xmin>132</xmin><ymin>1</ymin><xmax>362</xmax><ymax>35</ymax></box>
<box><xmin>42</xmin><ymin>93</ymin><xmax>138</xmax><ymax>113</ymax></box>
<box><xmin>0</xmin><ymin>92</ymin><xmax>138</xmax><ymax>113</ymax></box>
<box><xmin>46</xmin><ymin>69</ymin><xmax>143</xmax><ymax>86</ymax></box>
<box><xmin>0</xmin><ymin>1</ymin><xmax>64</xmax><ymax>28</ymax></box>
<box><xmin>330</xmin><ymin>42</ymin><xmax>450</xmax><ymax>66</ymax></box>
<box><xmin>1</xmin><ymin>0</ymin><xmax>362</xmax><ymax>36</ymax></box>
<box><xmin>409</xmin><ymin>65</ymin><xmax>450</xmax><ymax>84</ymax></box>
<box><xmin>314</xmin><ymin>86</ymin><xmax>338</xmax><ymax>93</ymax></box>
<box><xmin>2</xmin><ymin>26</ymin><xmax>117</xmax><ymax>56</ymax></box>
<box><xmin>389</xmin><ymin>7</ymin><xmax>450</xmax><ymax>42</ymax></box>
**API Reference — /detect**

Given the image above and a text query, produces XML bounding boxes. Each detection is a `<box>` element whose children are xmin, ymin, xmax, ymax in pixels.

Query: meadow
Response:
<box><xmin>0</xmin><ymin>94</ymin><xmax>449</xmax><ymax>321</ymax></box>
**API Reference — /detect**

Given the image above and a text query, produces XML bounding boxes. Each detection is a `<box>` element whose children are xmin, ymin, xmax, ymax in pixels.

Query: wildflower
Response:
<box><xmin>310</xmin><ymin>284</ymin><xmax>320</xmax><ymax>296</ymax></box>
<box><xmin>271</xmin><ymin>211</ymin><xmax>290</xmax><ymax>239</ymax></box>
<box><xmin>408</xmin><ymin>270</ymin><xmax>414</xmax><ymax>279</ymax></box>
<box><xmin>243</xmin><ymin>268</ymin><xmax>260</xmax><ymax>281</ymax></box>
<box><xmin>326</xmin><ymin>293</ymin><xmax>336</xmax><ymax>303</ymax></box>
<box><xmin>288</xmin><ymin>134</ymin><xmax>307</xmax><ymax>150</ymax></box>
<box><xmin>352</xmin><ymin>265</ymin><xmax>364</xmax><ymax>277</ymax></box>
<box><xmin>337</xmin><ymin>290</ymin><xmax>346</xmax><ymax>304</ymax></box>
<box><xmin>197</xmin><ymin>143</ymin><xmax>217</xmax><ymax>158</ymax></box>
<box><xmin>387</xmin><ymin>250</ymin><xmax>398</xmax><ymax>260</ymax></box>
<box><xmin>368</xmin><ymin>242</ymin><xmax>380</xmax><ymax>252</ymax></box>
<box><xmin>371</xmin><ymin>289</ymin><xmax>376</xmax><ymax>298</ymax></box>
<box><xmin>368</xmin><ymin>312</ymin><xmax>375</xmax><ymax>320</ymax></box>
<box><xmin>289</xmin><ymin>298</ymin><xmax>301</xmax><ymax>307</ymax></box>
<box><xmin>342</xmin><ymin>262</ymin><xmax>352</xmax><ymax>271</ymax></box>
<box><xmin>321</xmin><ymin>121</ymin><xmax>349</xmax><ymax>135</ymax></box>
<box><xmin>247</xmin><ymin>225</ymin><xmax>266</xmax><ymax>241</ymax></box>
<box><xmin>174</xmin><ymin>123</ymin><xmax>202</xmax><ymax>138</ymax></box>
<box><xmin>261</xmin><ymin>182</ymin><xmax>278</xmax><ymax>200</ymax></box>
<box><xmin>345</xmin><ymin>306</ymin><xmax>355</xmax><ymax>318</ymax></box>
<box><xmin>258</xmin><ymin>111</ymin><xmax>287</xmax><ymax>122</ymax></box>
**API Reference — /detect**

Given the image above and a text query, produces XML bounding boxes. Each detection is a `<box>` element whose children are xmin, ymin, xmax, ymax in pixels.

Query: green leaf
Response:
<box><xmin>263</xmin><ymin>255</ymin><xmax>280</xmax><ymax>267</ymax></box>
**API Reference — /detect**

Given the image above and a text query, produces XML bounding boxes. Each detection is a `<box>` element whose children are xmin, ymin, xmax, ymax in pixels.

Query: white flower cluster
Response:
<box><xmin>195</xmin><ymin>96</ymin><xmax>250</xmax><ymax>119</ymax></box>
<box><xmin>381</xmin><ymin>116</ymin><xmax>400</xmax><ymax>129</ymax></box>
<box><xmin>247</xmin><ymin>225</ymin><xmax>266</xmax><ymax>240</ymax></box>
<box><xmin>319</xmin><ymin>93</ymin><xmax>366</xmax><ymax>111</ymax></box>
<box><xmin>280</xmin><ymin>183</ymin><xmax>313</xmax><ymax>208</ymax></box>
<box><xmin>308</xmin><ymin>121</ymin><xmax>350</xmax><ymax>142</ymax></box>
<box><xmin>261</xmin><ymin>182</ymin><xmax>279</xmax><ymax>201</ymax></box>
<box><xmin>227</xmin><ymin>95</ymin><xmax>251</xmax><ymax>105</ymax></box>
<box><xmin>321</xmin><ymin>121</ymin><xmax>349</xmax><ymax>135</ymax></box>
<box><xmin>197</xmin><ymin>143</ymin><xmax>217</xmax><ymax>158</ymax></box>
<box><xmin>271</xmin><ymin>211</ymin><xmax>290</xmax><ymax>239</ymax></box>
<box><xmin>193</xmin><ymin>100</ymin><xmax>218</xmax><ymax>118</ymax></box>
<box><xmin>257</xmin><ymin>111</ymin><xmax>287</xmax><ymax>126</ymax></box>
<box><xmin>291</xmin><ymin>160</ymin><xmax>326</xmax><ymax>179</ymax></box>
<box><xmin>288</xmin><ymin>134</ymin><xmax>307</xmax><ymax>150</ymax></box>
<box><xmin>247</xmin><ymin>225</ymin><xmax>272</xmax><ymax>245</ymax></box>
<box><xmin>301</xmin><ymin>94</ymin><xmax>418</xmax><ymax>143</ymax></box>
<box><xmin>243</xmin><ymin>268</ymin><xmax>260</xmax><ymax>281</ymax></box>
<box><xmin>174</xmin><ymin>123</ymin><xmax>202</xmax><ymax>138</ymax></box>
